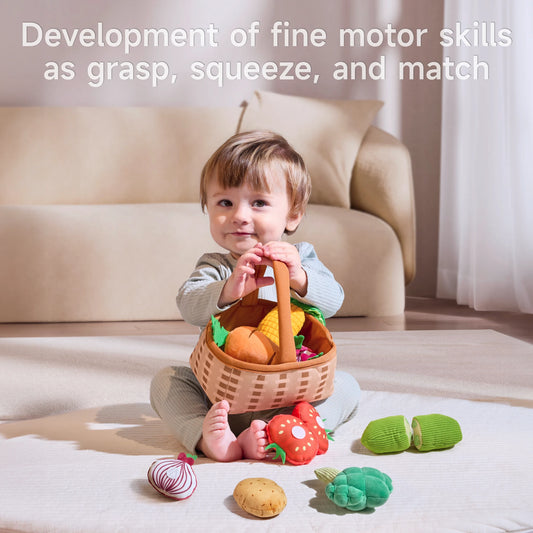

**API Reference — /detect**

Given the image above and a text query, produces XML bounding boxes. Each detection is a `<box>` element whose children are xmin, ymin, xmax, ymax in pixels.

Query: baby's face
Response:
<box><xmin>205</xmin><ymin>169</ymin><xmax>302</xmax><ymax>258</ymax></box>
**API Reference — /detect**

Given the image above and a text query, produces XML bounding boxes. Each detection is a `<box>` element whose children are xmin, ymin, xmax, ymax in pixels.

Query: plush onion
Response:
<box><xmin>147</xmin><ymin>454</ymin><xmax>197</xmax><ymax>500</ymax></box>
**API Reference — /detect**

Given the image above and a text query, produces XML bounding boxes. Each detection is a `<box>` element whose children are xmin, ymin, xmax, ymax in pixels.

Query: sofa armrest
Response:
<box><xmin>351</xmin><ymin>126</ymin><xmax>416</xmax><ymax>284</ymax></box>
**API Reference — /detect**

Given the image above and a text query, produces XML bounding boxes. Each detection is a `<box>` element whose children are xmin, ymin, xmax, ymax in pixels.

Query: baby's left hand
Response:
<box><xmin>262</xmin><ymin>241</ymin><xmax>308</xmax><ymax>296</ymax></box>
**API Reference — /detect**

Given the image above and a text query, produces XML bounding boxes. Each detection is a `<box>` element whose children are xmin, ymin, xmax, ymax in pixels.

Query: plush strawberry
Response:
<box><xmin>265</xmin><ymin>414</ymin><xmax>319</xmax><ymax>465</ymax></box>
<box><xmin>292</xmin><ymin>402</ymin><xmax>332</xmax><ymax>455</ymax></box>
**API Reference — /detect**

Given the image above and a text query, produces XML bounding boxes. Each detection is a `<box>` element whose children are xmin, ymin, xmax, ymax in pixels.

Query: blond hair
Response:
<box><xmin>200</xmin><ymin>130</ymin><xmax>311</xmax><ymax>220</ymax></box>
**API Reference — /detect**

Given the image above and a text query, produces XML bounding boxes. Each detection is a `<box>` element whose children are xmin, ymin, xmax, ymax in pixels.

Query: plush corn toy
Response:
<box><xmin>257</xmin><ymin>304</ymin><xmax>305</xmax><ymax>346</ymax></box>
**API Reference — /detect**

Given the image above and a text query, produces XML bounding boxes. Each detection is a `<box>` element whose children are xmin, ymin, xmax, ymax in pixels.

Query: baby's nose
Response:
<box><xmin>232</xmin><ymin>203</ymin><xmax>251</xmax><ymax>223</ymax></box>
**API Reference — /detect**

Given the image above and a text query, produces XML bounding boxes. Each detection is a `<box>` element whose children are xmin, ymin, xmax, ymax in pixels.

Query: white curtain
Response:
<box><xmin>438</xmin><ymin>0</ymin><xmax>533</xmax><ymax>313</ymax></box>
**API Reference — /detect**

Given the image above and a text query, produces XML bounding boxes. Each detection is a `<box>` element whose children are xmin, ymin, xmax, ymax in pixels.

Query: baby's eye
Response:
<box><xmin>218</xmin><ymin>199</ymin><xmax>233</xmax><ymax>207</ymax></box>
<box><xmin>252</xmin><ymin>199</ymin><xmax>268</xmax><ymax>208</ymax></box>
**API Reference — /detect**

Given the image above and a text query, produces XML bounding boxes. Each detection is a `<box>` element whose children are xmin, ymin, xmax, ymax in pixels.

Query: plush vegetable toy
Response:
<box><xmin>265</xmin><ymin>401</ymin><xmax>332</xmax><ymax>465</ymax></box>
<box><xmin>257</xmin><ymin>303</ymin><xmax>305</xmax><ymax>346</ymax></box>
<box><xmin>266</xmin><ymin>414</ymin><xmax>319</xmax><ymax>465</ymax></box>
<box><xmin>294</xmin><ymin>335</ymin><xmax>322</xmax><ymax>362</ymax></box>
<box><xmin>210</xmin><ymin>300</ymin><xmax>326</xmax><ymax>366</ymax></box>
<box><xmin>315</xmin><ymin>466</ymin><xmax>393</xmax><ymax>512</ymax></box>
<box><xmin>224</xmin><ymin>326</ymin><xmax>276</xmax><ymax>364</ymax></box>
<box><xmin>361</xmin><ymin>414</ymin><xmax>462</xmax><ymax>454</ymax></box>
<box><xmin>292</xmin><ymin>401</ymin><xmax>331</xmax><ymax>454</ymax></box>
<box><xmin>233</xmin><ymin>478</ymin><xmax>287</xmax><ymax>518</ymax></box>
<box><xmin>147</xmin><ymin>453</ymin><xmax>197</xmax><ymax>500</ymax></box>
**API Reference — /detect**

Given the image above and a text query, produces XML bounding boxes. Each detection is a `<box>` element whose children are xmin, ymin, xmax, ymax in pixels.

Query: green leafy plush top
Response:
<box><xmin>211</xmin><ymin>315</ymin><xmax>229</xmax><ymax>348</ymax></box>
<box><xmin>290</xmin><ymin>299</ymin><xmax>326</xmax><ymax>325</ymax></box>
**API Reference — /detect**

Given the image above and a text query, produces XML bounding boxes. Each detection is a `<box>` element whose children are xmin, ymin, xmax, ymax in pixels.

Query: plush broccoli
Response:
<box><xmin>315</xmin><ymin>466</ymin><xmax>393</xmax><ymax>511</ymax></box>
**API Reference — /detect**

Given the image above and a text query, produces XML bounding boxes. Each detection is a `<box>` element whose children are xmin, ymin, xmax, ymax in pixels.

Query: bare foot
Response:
<box><xmin>198</xmin><ymin>400</ymin><xmax>243</xmax><ymax>461</ymax></box>
<box><xmin>237</xmin><ymin>419</ymin><xmax>269</xmax><ymax>460</ymax></box>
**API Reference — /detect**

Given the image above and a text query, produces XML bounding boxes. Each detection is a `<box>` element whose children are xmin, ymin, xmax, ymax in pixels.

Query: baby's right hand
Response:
<box><xmin>218</xmin><ymin>244</ymin><xmax>274</xmax><ymax>307</ymax></box>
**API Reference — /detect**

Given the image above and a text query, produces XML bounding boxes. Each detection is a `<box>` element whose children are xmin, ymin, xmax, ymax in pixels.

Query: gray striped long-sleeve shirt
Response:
<box><xmin>176</xmin><ymin>242</ymin><xmax>344</xmax><ymax>328</ymax></box>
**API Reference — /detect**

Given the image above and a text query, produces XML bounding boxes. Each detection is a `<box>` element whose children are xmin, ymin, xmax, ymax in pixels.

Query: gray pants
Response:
<box><xmin>150</xmin><ymin>365</ymin><xmax>361</xmax><ymax>454</ymax></box>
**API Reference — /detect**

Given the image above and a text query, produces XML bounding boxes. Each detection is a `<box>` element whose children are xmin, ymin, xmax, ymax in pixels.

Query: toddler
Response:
<box><xmin>150</xmin><ymin>130</ymin><xmax>361</xmax><ymax>461</ymax></box>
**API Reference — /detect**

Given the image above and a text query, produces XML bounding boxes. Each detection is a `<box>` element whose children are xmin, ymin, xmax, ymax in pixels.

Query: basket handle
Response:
<box><xmin>270</xmin><ymin>260</ymin><xmax>298</xmax><ymax>365</ymax></box>
<box><xmin>240</xmin><ymin>260</ymin><xmax>297</xmax><ymax>364</ymax></box>
<box><xmin>241</xmin><ymin>265</ymin><xmax>266</xmax><ymax>307</ymax></box>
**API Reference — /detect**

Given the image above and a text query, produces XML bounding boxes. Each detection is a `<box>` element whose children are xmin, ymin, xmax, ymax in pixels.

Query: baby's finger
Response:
<box><xmin>262</xmin><ymin>241</ymin><xmax>293</xmax><ymax>257</ymax></box>
<box><xmin>256</xmin><ymin>256</ymin><xmax>273</xmax><ymax>268</ymax></box>
<box><xmin>237</xmin><ymin>265</ymin><xmax>256</xmax><ymax>277</ymax></box>
<box><xmin>255</xmin><ymin>276</ymin><xmax>274</xmax><ymax>288</ymax></box>
<box><xmin>238</xmin><ymin>251</ymin><xmax>263</xmax><ymax>268</ymax></box>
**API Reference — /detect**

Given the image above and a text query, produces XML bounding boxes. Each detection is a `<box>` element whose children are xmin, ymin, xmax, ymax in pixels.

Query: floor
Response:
<box><xmin>1</xmin><ymin>297</ymin><xmax>531</xmax><ymax>344</ymax></box>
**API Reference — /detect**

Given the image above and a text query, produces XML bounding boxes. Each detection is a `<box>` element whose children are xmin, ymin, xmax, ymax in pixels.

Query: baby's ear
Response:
<box><xmin>285</xmin><ymin>211</ymin><xmax>304</xmax><ymax>234</ymax></box>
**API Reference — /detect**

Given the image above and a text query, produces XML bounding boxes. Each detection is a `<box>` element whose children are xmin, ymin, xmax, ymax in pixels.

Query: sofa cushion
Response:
<box><xmin>0</xmin><ymin>107</ymin><xmax>241</xmax><ymax>205</ymax></box>
<box><xmin>288</xmin><ymin>205</ymin><xmax>405</xmax><ymax>316</ymax></box>
<box><xmin>238</xmin><ymin>91</ymin><xmax>382</xmax><ymax>208</ymax></box>
<box><xmin>0</xmin><ymin>203</ymin><xmax>404</xmax><ymax>322</ymax></box>
<box><xmin>352</xmin><ymin>126</ymin><xmax>416</xmax><ymax>284</ymax></box>
<box><xmin>0</xmin><ymin>203</ymin><xmax>219</xmax><ymax>322</ymax></box>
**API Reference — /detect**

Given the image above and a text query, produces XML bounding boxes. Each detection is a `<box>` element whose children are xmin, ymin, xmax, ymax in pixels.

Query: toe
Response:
<box><xmin>250</xmin><ymin>419</ymin><xmax>267</xmax><ymax>432</ymax></box>
<box><xmin>219</xmin><ymin>400</ymin><xmax>230</xmax><ymax>412</ymax></box>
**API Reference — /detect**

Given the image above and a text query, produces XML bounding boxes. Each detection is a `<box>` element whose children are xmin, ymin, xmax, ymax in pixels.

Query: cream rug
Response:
<box><xmin>1</xmin><ymin>329</ymin><xmax>532</xmax><ymax>532</ymax></box>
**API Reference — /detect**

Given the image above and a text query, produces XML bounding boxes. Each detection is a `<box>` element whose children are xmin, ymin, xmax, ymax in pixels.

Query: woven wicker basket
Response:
<box><xmin>189</xmin><ymin>260</ymin><xmax>336</xmax><ymax>414</ymax></box>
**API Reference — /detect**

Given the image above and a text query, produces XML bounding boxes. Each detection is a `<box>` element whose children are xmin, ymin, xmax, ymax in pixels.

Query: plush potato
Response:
<box><xmin>233</xmin><ymin>477</ymin><xmax>287</xmax><ymax>518</ymax></box>
<box><xmin>224</xmin><ymin>326</ymin><xmax>277</xmax><ymax>364</ymax></box>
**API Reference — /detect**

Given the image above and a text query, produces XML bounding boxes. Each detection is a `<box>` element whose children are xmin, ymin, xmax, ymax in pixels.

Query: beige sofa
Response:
<box><xmin>0</xmin><ymin>91</ymin><xmax>415</xmax><ymax>323</ymax></box>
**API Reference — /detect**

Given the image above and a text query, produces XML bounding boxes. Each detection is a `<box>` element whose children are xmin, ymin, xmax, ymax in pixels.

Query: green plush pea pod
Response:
<box><xmin>315</xmin><ymin>466</ymin><xmax>393</xmax><ymax>512</ymax></box>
